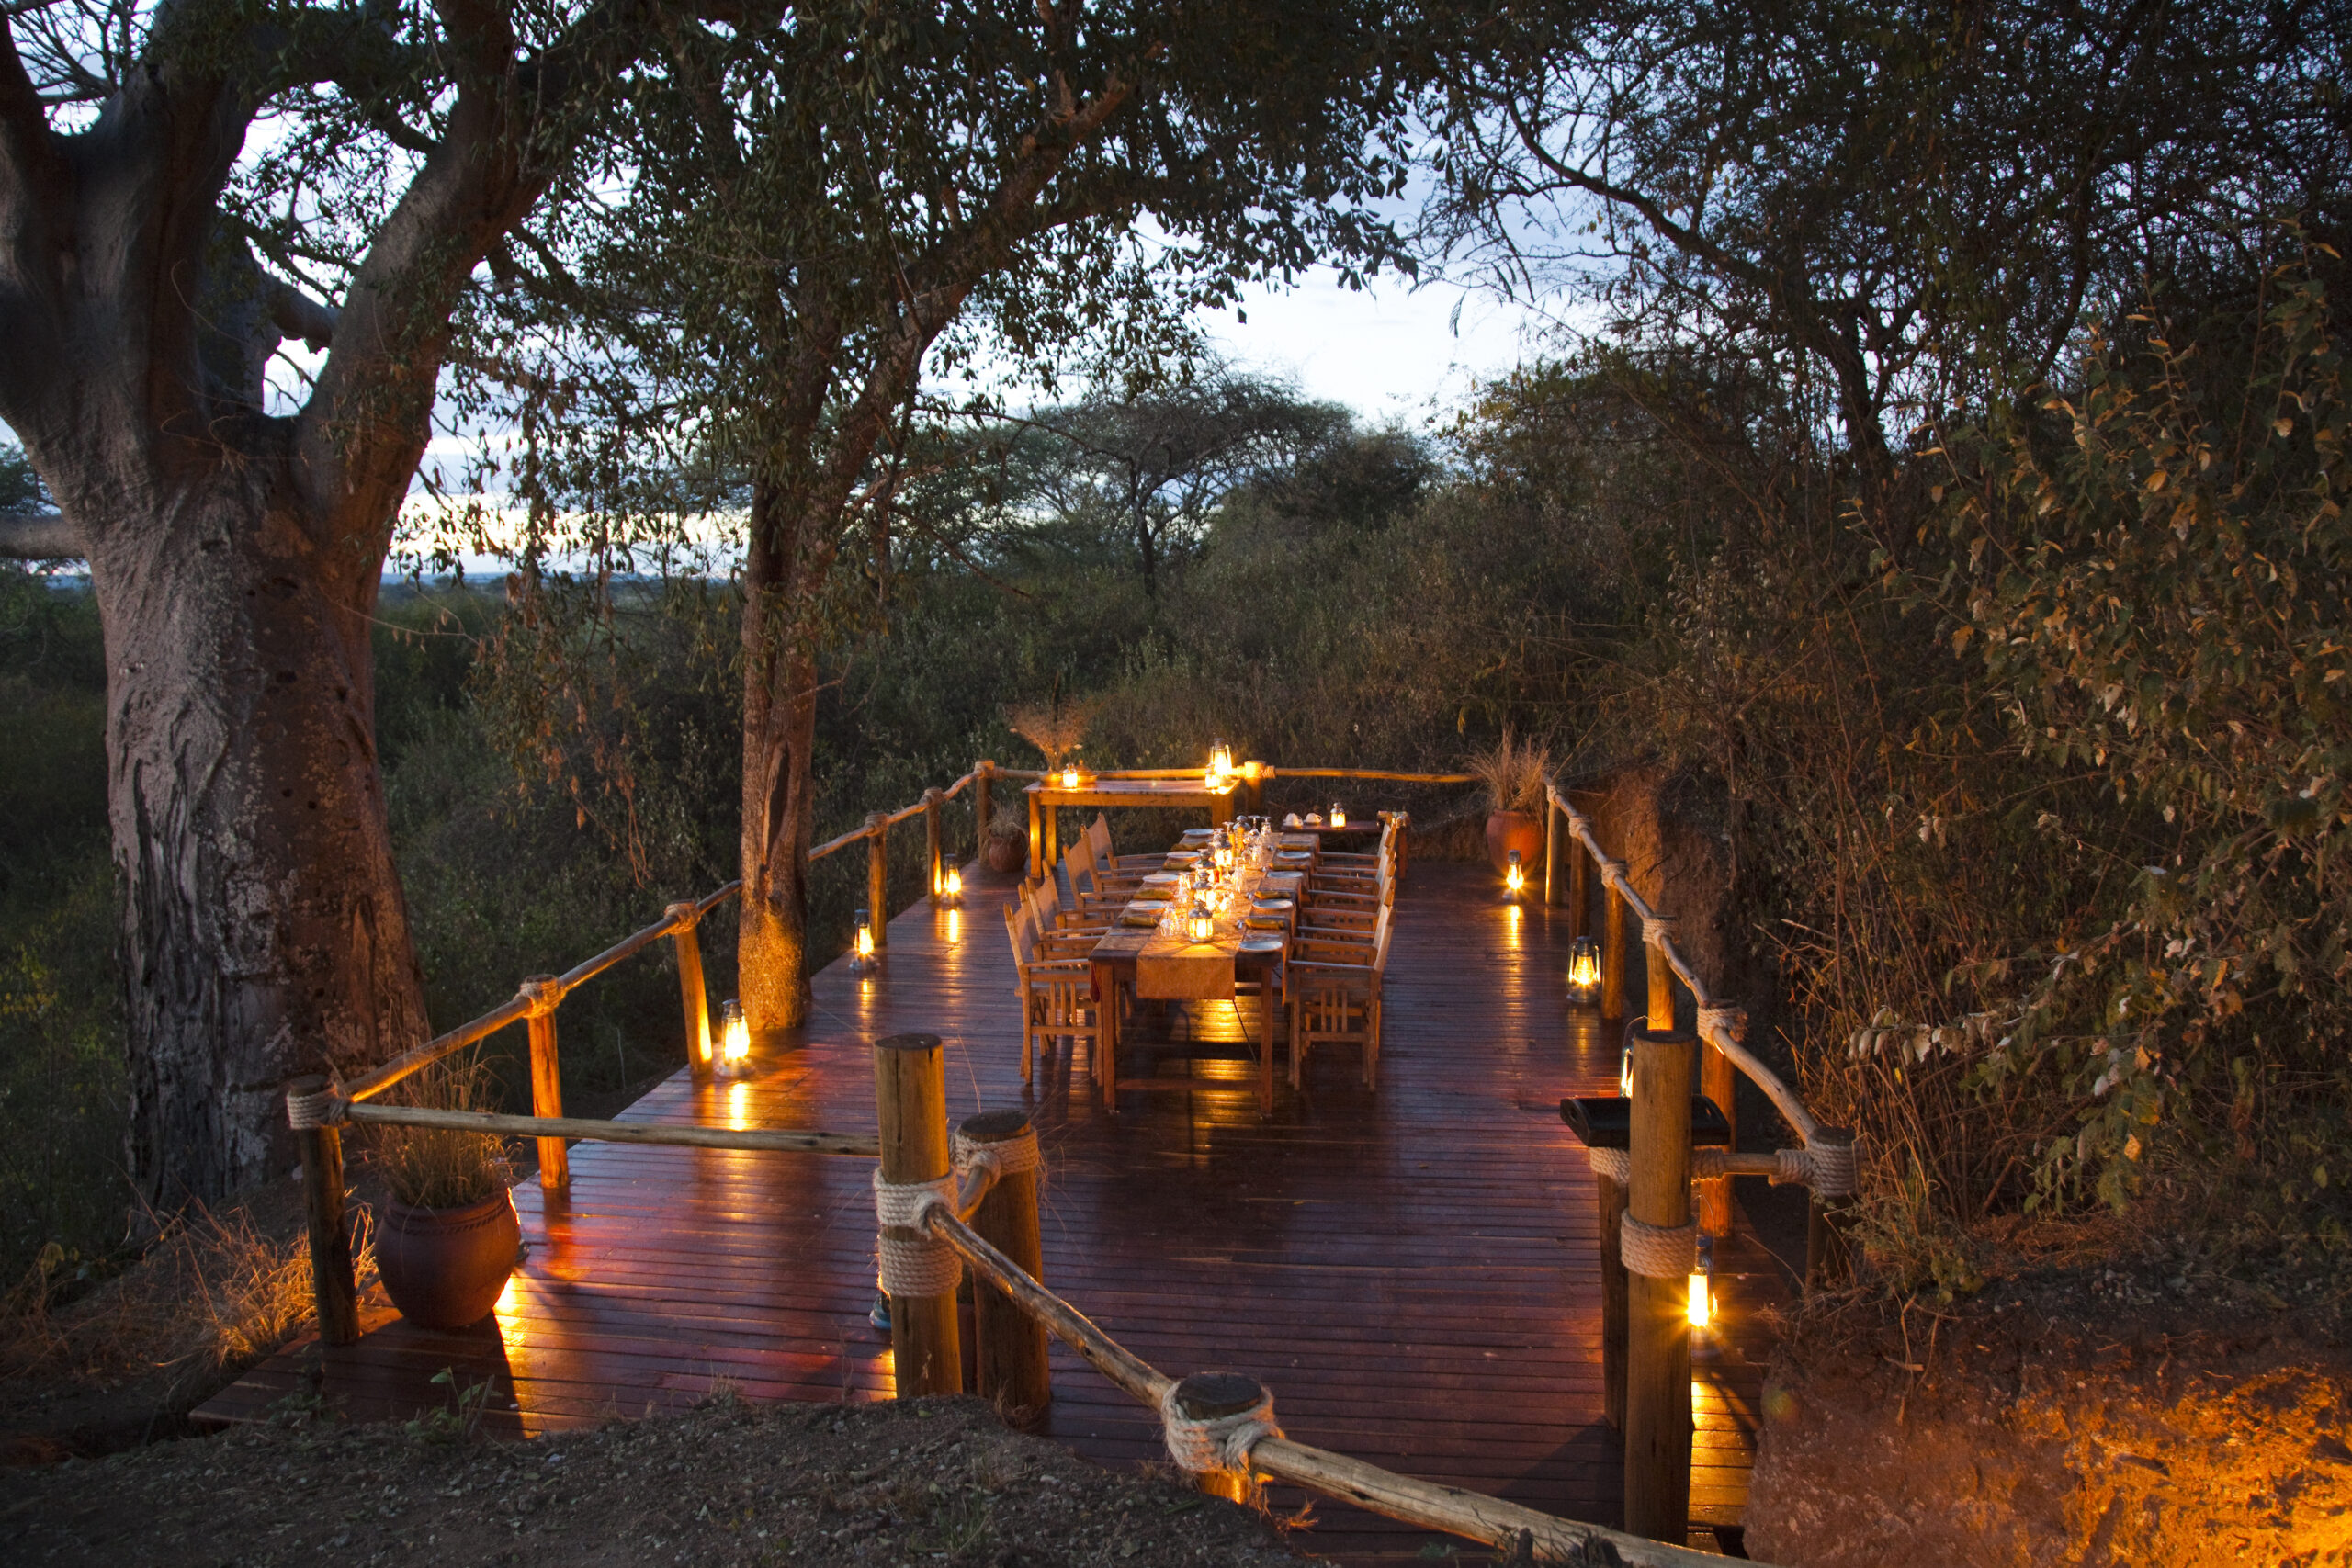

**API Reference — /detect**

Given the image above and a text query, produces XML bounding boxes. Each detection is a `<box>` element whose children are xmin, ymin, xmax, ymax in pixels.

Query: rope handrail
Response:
<box><xmin>921</xmin><ymin>1203</ymin><xmax>1737</xmax><ymax>1567</ymax></box>
<box><xmin>1545</xmin><ymin>779</ymin><xmax>1824</xmax><ymax>1146</ymax></box>
<box><xmin>335</xmin><ymin>1100</ymin><xmax>878</xmax><ymax>1157</ymax></box>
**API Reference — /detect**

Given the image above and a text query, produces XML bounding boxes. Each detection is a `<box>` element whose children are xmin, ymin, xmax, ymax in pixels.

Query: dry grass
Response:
<box><xmin>1463</xmin><ymin>727</ymin><xmax>1551</xmax><ymax>815</ymax></box>
<box><xmin>1005</xmin><ymin>689</ymin><xmax>1102</xmax><ymax>770</ymax></box>
<box><xmin>371</xmin><ymin>1051</ymin><xmax>513</xmax><ymax>1210</ymax></box>
<box><xmin>0</xmin><ymin>1198</ymin><xmax>370</xmax><ymax>1402</ymax></box>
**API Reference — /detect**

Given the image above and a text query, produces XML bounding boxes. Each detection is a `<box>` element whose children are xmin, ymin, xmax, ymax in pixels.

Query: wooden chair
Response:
<box><xmin>1024</xmin><ymin>879</ymin><xmax>1102</xmax><ymax>956</ymax></box>
<box><xmin>1289</xmin><ymin>905</ymin><xmax>1392</xmax><ymax>1089</ymax></box>
<box><xmin>1003</xmin><ymin>903</ymin><xmax>1102</xmax><ymax>1084</ymax></box>
<box><xmin>1322</xmin><ymin>811</ymin><xmax>1409</xmax><ymax>888</ymax></box>
<box><xmin>1086</xmin><ymin>815</ymin><xmax>1162</xmax><ymax>880</ymax></box>
<box><xmin>1303</xmin><ymin>858</ymin><xmax>1394</xmax><ymax>936</ymax></box>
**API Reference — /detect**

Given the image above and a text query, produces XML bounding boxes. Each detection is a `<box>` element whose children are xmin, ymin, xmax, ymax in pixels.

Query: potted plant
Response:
<box><xmin>984</xmin><ymin>800</ymin><xmax>1028</xmax><ymax>874</ymax></box>
<box><xmin>1465</xmin><ymin>728</ymin><xmax>1551</xmax><ymax>875</ymax></box>
<box><xmin>369</xmin><ymin>1055</ymin><xmax>520</xmax><ymax>1330</ymax></box>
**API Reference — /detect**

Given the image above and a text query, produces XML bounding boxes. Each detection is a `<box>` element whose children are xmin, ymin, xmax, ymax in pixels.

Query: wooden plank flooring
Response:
<box><xmin>198</xmin><ymin>859</ymin><xmax>1785</xmax><ymax>1560</ymax></box>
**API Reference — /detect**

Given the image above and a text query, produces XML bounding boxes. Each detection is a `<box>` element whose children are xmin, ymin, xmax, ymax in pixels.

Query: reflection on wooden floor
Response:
<box><xmin>198</xmin><ymin>861</ymin><xmax>1786</xmax><ymax>1559</ymax></box>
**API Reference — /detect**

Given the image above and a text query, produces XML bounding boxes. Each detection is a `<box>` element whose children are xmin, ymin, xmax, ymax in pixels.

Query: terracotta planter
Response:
<box><xmin>984</xmin><ymin>833</ymin><xmax>1023</xmax><ymax>874</ymax></box>
<box><xmin>1485</xmin><ymin>810</ymin><xmax>1543</xmax><ymax>876</ymax></box>
<box><xmin>376</xmin><ymin>1190</ymin><xmax>521</xmax><ymax>1329</ymax></box>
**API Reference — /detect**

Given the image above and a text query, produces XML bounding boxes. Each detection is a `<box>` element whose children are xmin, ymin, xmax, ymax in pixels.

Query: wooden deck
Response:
<box><xmin>199</xmin><ymin>859</ymin><xmax>1786</xmax><ymax>1559</ymax></box>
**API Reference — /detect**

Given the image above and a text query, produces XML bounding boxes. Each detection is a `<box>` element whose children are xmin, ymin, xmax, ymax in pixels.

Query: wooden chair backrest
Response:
<box><xmin>1086</xmin><ymin>814</ymin><xmax>1114</xmax><ymax>870</ymax></box>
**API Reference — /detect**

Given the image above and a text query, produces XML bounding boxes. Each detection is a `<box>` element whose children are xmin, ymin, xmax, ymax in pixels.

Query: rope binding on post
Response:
<box><xmin>1616</xmin><ymin>1213</ymin><xmax>1698</xmax><ymax>1279</ymax></box>
<box><xmin>518</xmin><ymin>974</ymin><xmax>565</xmax><ymax>1017</ymax></box>
<box><xmin>871</xmin><ymin>1170</ymin><xmax>962</xmax><ymax>1297</ymax></box>
<box><xmin>1159</xmin><ymin>1372</ymin><xmax>1283</xmax><ymax>1480</ymax></box>
<box><xmin>1585</xmin><ymin>1145</ymin><xmax>1631</xmax><ymax>1185</ymax></box>
<box><xmin>285</xmin><ymin>1081</ymin><xmax>345</xmax><ymax>1130</ymax></box>
<box><xmin>1638</xmin><ymin>912</ymin><xmax>1675</xmax><ymax>946</ymax></box>
<box><xmin>1804</xmin><ymin>1129</ymin><xmax>1858</xmax><ymax>1198</ymax></box>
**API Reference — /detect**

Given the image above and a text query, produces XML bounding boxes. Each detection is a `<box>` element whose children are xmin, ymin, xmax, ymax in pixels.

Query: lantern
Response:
<box><xmin>941</xmin><ymin>865</ymin><xmax>963</xmax><ymax>904</ymax></box>
<box><xmin>1186</xmin><ymin>903</ymin><xmax>1215</xmax><ymax>943</ymax></box>
<box><xmin>1566</xmin><ymin>936</ymin><xmax>1601</xmax><ymax>1005</ymax></box>
<box><xmin>1329</xmin><ymin>803</ymin><xmax>1346</xmax><ymax>828</ymax></box>
<box><xmin>1215</xmin><ymin>843</ymin><xmax>1235</xmax><ymax>873</ymax></box>
<box><xmin>1061</xmin><ymin>764</ymin><xmax>1081</xmax><ymax>790</ymax></box>
<box><xmin>1207</xmin><ymin>738</ymin><xmax>1234</xmax><ymax>782</ymax></box>
<box><xmin>1688</xmin><ymin>1235</ymin><xmax>1715</xmax><ymax>1331</ymax></box>
<box><xmin>853</xmin><ymin>908</ymin><xmax>876</xmax><ymax>971</ymax></box>
<box><xmin>718</xmin><ymin>998</ymin><xmax>752</xmax><ymax>1079</ymax></box>
<box><xmin>1504</xmin><ymin>849</ymin><xmax>1526</xmax><ymax>898</ymax></box>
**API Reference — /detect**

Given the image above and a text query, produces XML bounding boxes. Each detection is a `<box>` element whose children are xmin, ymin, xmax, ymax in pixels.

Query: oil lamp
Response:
<box><xmin>852</xmin><ymin>908</ymin><xmax>876</xmax><ymax>972</ymax></box>
<box><xmin>1207</xmin><ymin>738</ymin><xmax>1234</xmax><ymax>782</ymax></box>
<box><xmin>1329</xmin><ymin>803</ymin><xmax>1346</xmax><ymax>828</ymax></box>
<box><xmin>1504</xmin><ymin>848</ymin><xmax>1526</xmax><ymax>899</ymax></box>
<box><xmin>1061</xmin><ymin>763</ymin><xmax>1081</xmax><ymax>790</ymax></box>
<box><xmin>940</xmin><ymin>864</ymin><xmax>963</xmax><ymax>906</ymax></box>
<box><xmin>1186</xmin><ymin>903</ymin><xmax>1215</xmax><ymax>943</ymax></box>
<box><xmin>1688</xmin><ymin>1235</ymin><xmax>1715</xmax><ymax>1331</ymax></box>
<box><xmin>1566</xmin><ymin>936</ymin><xmax>1601</xmax><ymax>1005</ymax></box>
<box><xmin>718</xmin><ymin>998</ymin><xmax>752</xmax><ymax>1079</ymax></box>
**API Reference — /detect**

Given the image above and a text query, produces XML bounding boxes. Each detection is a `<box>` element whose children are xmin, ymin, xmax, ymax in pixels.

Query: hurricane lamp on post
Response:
<box><xmin>718</xmin><ymin>998</ymin><xmax>752</xmax><ymax>1079</ymax></box>
<box><xmin>1504</xmin><ymin>848</ymin><xmax>1526</xmax><ymax>899</ymax></box>
<box><xmin>1567</xmin><ymin>936</ymin><xmax>1602</xmax><ymax>1006</ymax></box>
<box><xmin>1186</xmin><ymin>903</ymin><xmax>1215</xmax><ymax>943</ymax></box>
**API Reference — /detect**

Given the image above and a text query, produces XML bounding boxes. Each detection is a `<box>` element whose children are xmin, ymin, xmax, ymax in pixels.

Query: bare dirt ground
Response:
<box><xmin>1</xmin><ymin>1393</ymin><xmax>1318</xmax><ymax>1568</ymax></box>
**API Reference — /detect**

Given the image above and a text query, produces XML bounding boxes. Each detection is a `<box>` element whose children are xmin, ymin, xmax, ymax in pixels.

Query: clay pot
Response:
<box><xmin>1485</xmin><ymin>810</ymin><xmax>1543</xmax><ymax>876</ymax></box>
<box><xmin>984</xmin><ymin>833</ymin><xmax>1023</xmax><ymax>874</ymax></box>
<box><xmin>376</xmin><ymin>1190</ymin><xmax>521</xmax><ymax>1329</ymax></box>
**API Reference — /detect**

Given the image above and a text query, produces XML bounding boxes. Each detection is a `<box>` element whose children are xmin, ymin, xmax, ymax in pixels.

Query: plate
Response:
<box><xmin>1238</xmin><ymin>935</ymin><xmax>1285</xmax><ymax>953</ymax></box>
<box><xmin>1250</xmin><ymin>896</ymin><xmax>1294</xmax><ymax>909</ymax></box>
<box><xmin>1119</xmin><ymin>909</ymin><xmax>1164</xmax><ymax>928</ymax></box>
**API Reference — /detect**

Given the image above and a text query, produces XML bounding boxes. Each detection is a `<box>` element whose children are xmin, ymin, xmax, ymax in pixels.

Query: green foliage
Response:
<box><xmin>1933</xmin><ymin>248</ymin><xmax>2352</xmax><ymax>1208</ymax></box>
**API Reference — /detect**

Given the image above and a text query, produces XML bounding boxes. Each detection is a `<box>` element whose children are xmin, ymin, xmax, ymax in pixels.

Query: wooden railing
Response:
<box><xmin>1536</xmin><ymin>776</ymin><xmax>1850</xmax><ymax>1541</ymax></box>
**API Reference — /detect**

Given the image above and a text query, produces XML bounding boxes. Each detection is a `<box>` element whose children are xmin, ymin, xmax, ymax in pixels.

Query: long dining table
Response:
<box><xmin>1023</xmin><ymin>776</ymin><xmax>1239</xmax><ymax>881</ymax></box>
<box><xmin>1086</xmin><ymin>832</ymin><xmax>1318</xmax><ymax>1116</ymax></box>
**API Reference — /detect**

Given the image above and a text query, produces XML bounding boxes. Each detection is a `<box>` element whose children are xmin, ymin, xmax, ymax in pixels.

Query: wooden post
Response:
<box><xmin>975</xmin><ymin>761</ymin><xmax>995</xmax><ymax>864</ymax></box>
<box><xmin>957</xmin><ymin>1109</ymin><xmax>1050</xmax><ymax>1423</ymax></box>
<box><xmin>923</xmin><ymin>787</ymin><xmax>945</xmax><ymax>903</ymax></box>
<box><xmin>1805</xmin><ymin>1126</ymin><xmax>1857</xmax><ymax>1292</ymax></box>
<box><xmin>1645</xmin><ymin>916</ymin><xmax>1676</xmax><ymax>1030</ymax></box>
<box><xmin>1568</xmin><ymin>835</ymin><xmax>1590</xmax><ymax>941</ymax></box>
<box><xmin>1602</xmin><ymin>880</ymin><xmax>1629</xmax><ymax>1021</ymax></box>
<box><xmin>1168</xmin><ymin>1371</ymin><xmax>1271</xmax><ymax>1507</ymax></box>
<box><xmin>1544</xmin><ymin>795</ymin><xmax>1564</xmax><ymax>907</ymax></box>
<box><xmin>874</xmin><ymin>1032</ymin><xmax>959</xmax><ymax>1395</ymax></box>
<box><xmin>668</xmin><ymin>902</ymin><xmax>713</xmax><ymax>1081</ymax></box>
<box><xmin>1243</xmin><ymin>762</ymin><xmax>1265</xmax><ymax>818</ymax></box>
<box><xmin>1698</xmin><ymin>1007</ymin><xmax>1741</xmax><ymax>1238</ymax></box>
<box><xmin>288</xmin><ymin>1077</ymin><xmax>358</xmax><ymax>1348</ymax></box>
<box><xmin>522</xmin><ymin>975</ymin><xmax>569</xmax><ymax>1190</ymax></box>
<box><xmin>1599</xmin><ymin>1160</ymin><xmax>1629</xmax><ymax>1429</ymax></box>
<box><xmin>866</xmin><ymin>810</ymin><xmax>890</xmax><ymax>953</ymax></box>
<box><xmin>1623</xmin><ymin>1023</ymin><xmax>1694</xmax><ymax>1541</ymax></box>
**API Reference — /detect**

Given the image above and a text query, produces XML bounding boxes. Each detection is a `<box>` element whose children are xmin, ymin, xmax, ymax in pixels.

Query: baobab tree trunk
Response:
<box><xmin>75</xmin><ymin>456</ymin><xmax>429</xmax><ymax>1207</ymax></box>
<box><xmin>739</xmin><ymin>480</ymin><xmax>821</xmax><ymax>1035</ymax></box>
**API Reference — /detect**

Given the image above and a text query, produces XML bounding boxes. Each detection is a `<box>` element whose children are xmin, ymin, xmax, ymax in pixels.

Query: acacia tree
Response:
<box><xmin>0</xmin><ymin>0</ymin><xmax>735</xmax><ymax>1205</ymax></box>
<box><xmin>472</xmin><ymin>1</ymin><xmax>1416</xmax><ymax>1032</ymax></box>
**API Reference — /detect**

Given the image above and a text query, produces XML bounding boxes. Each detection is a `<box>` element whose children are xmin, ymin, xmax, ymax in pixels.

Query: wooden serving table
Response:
<box><xmin>1024</xmin><ymin>776</ymin><xmax>1238</xmax><ymax>880</ymax></box>
<box><xmin>1088</xmin><ymin>842</ymin><xmax>1315</xmax><ymax>1116</ymax></box>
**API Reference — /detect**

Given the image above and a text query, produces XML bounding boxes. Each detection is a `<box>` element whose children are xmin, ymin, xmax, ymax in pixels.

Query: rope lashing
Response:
<box><xmin>1159</xmin><ymin>1379</ymin><xmax>1283</xmax><ymax>1478</ymax></box>
<box><xmin>663</xmin><ymin>900</ymin><xmax>698</xmax><ymax>930</ymax></box>
<box><xmin>1639</xmin><ymin>913</ymin><xmax>1675</xmax><ymax>946</ymax></box>
<box><xmin>1696</xmin><ymin>1003</ymin><xmax>1747</xmax><ymax>1041</ymax></box>
<box><xmin>1617</xmin><ymin>1213</ymin><xmax>1698</xmax><ymax>1279</ymax></box>
<box><xmin>950</xmin><ymin>1123</ymin><xmax>1043</xmax><ymax>1217</ymax></box>
<box><xmin>285</xmin><ymin>1085</ymin><xmax>345</xmax><ymax>1130</ymax></box>
<box><xmin>872</xmin><ymin>1169</ymin><xmax>962</xmax><ymax>1297</ymax></box>
<box><xmin>1585</xmin><ymin>1145</ymin><xmax>1631</xmax><ymax>1185</ymax></box>
<box><xmin>1805</xmin><ymin>1132</ymin><xmax>1858</xmax><ymax>1198</ymax></box>
<box><xmin>518</xmin><ymin>974</ymin><xmax>564</xmax><ymax>1017</ymax></box>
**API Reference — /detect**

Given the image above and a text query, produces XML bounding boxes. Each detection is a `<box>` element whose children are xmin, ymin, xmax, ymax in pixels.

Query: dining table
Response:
<box><xmin>1087</xmin><ymin>830</ymin><xmax>1321</xmax><ymax>1116</ymax></box>
<box><xmin>1023</xmin><ymin>776</ymin><xmax>1238</xmax><ymax>881</ymax></box>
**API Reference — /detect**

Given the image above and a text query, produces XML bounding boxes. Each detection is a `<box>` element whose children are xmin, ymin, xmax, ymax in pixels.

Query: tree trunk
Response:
<box><xmin>88</xmin><ymin>460</ymin><xmax>429</xmax><ymax>1207</ymax></box>
<box><xmin>740</xmin><ymin>479</ymin><xmax>820</xmax><ymax>1035</ymax></box>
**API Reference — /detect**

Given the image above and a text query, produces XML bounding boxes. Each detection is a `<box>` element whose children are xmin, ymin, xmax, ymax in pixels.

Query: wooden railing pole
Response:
<box><xmin>1599</xmin><ymin>1161</ymin><xmax>1629</xmax><ymax>1430</ymax></box>
<box><xmin>1602</xmin><ymin>877</ymin><xmax>1629</xmax><ymax>1021</ymax></box>
<box><xmin>1026</xmin><ymin>786</ymin><xmax>1044</xmax><ymax>882</ymax></box>
<box><xmin>923</xmin><ymin>788</ymin><xmax>945</xmax><ymax>902</ymax></box>
<box><xmin>957</xmin><ymin>1110</ymin><xmax>1050</xmax><ymax>1423</ymax></box>
<box><xmin>521</xmin><ymin>976</ymin><xmax>569</xmax><ymax>1190</ymax></box>
<box><xmin>1805</xmin><ymin>1126</ymin><xmax>1857</xmax><ymax>1292</ymax></box>
<box><xmin>1544</xmin><ymin>795</ymin><xmax>1565</xmax><ymax>907</ymax></box>
<box><xmin>875</xmin><ymin>1032</ymin><xmax>959</xmax><ymax>1395</ymax></box>
<box><xmin>1568</xmin><ymin>833</ymin><xmax>1590</xmax><ymax>940</ymax></box>
<box><xmin>975</xmin><ymin>761</ymin><xmax>995</xmax><ymax>863</ymax></box>
<box><xmin>865</xmin><ymin>810</ymin><xmax>890</xmax><ymax>953</ymax></box>
<box><xmin>1645</xmin><ymin>916</ymin><xmax>1676</xmax><ymax>1028</ymax></box>
<box><xmin>288</xmin><ymin>1076</ymin><xmax>358</xmax><ymax>1347</ymax></box>
<box><xmin>667</xmin><ymin>903</ymin><xmax>714</xmax><ymax>1082</ymax></box>
<box><xmin>1698</xmin><ymin>1005</ymin><xmax>1741</xmax><ymax>1238</ymax></box>
<box><xmin>1624</xmin><ymin>1021</ymin><xmax>1694</xmax><ymax>1541</ymax></box>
